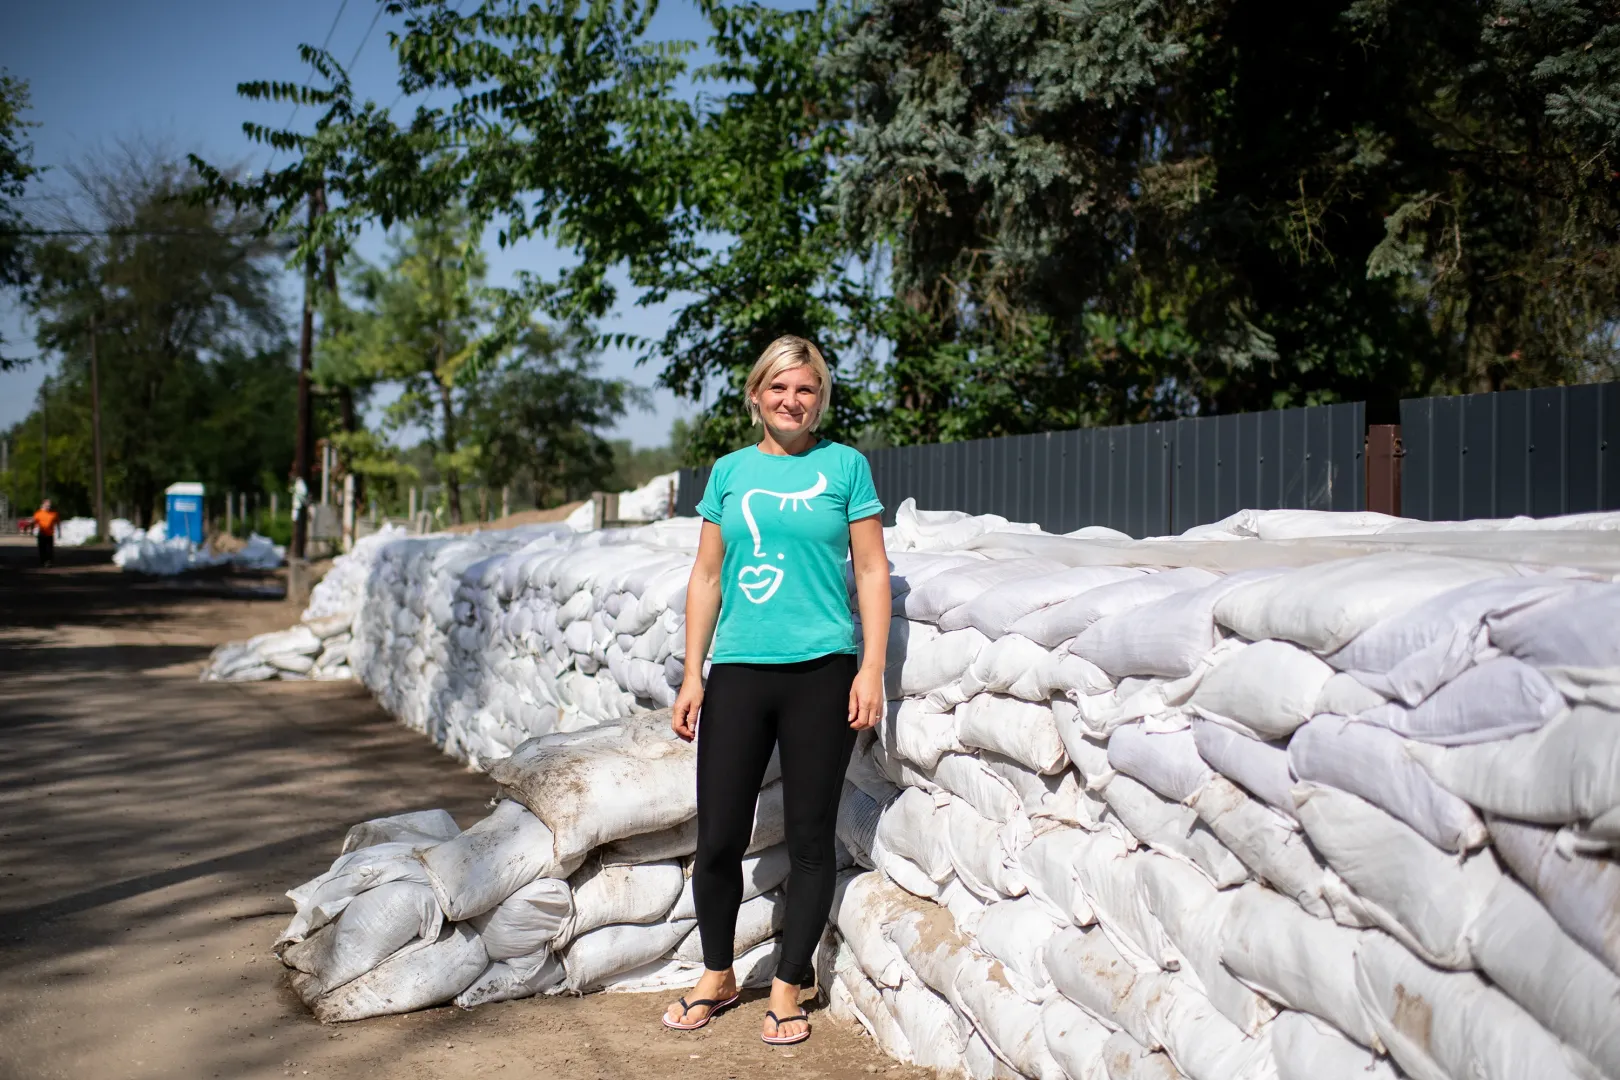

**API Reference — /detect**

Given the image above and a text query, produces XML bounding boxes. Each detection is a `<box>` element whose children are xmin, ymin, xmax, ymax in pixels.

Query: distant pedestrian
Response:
<box><xmin>32</xmin><ymin>498</ymin><xmax>60</xmax><ymax>567</ymax></box>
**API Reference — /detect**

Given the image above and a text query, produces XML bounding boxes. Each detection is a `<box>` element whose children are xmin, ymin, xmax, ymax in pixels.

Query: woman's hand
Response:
<box><xmin>848</xmin><ymin>663</ymin><xmax>886</xmax><ymax>731</ymax></box>
<box><xmin>672</xmin><ymin>676</ymin><xmax>704</xmax><ymax>741</ymax></box>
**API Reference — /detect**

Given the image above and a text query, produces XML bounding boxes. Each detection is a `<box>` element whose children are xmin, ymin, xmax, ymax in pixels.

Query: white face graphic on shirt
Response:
<box><xmin>736</xmin><ymin>472</ymin><xmax>827</xmax><ymax>604</ymax></box>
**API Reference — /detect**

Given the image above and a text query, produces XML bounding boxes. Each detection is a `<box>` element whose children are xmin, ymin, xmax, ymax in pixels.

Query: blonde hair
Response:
<box><xmin>745</xmin><ymin>335</ymin><xmax>832</xmax><ymax>430</ymax></box>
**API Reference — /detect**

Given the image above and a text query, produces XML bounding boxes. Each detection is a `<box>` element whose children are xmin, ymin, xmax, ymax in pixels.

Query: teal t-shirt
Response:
<box><xmin>696</xmin><ymin>440</ymin><xmax>884</xmax><ymax>664</ymax></box>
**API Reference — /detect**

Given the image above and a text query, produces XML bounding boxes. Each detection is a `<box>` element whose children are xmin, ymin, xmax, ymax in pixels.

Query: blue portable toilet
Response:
<box><xmin>165</xmin><ymin>482</ymin><xmax>206</xmax><ymax>545</ymax></box>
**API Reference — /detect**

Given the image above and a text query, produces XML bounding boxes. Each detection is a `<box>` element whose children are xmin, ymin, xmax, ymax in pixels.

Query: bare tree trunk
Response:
<box><xmin>437</xmin><ymin>375</ymin><xmax>463</xmax><ymax>525</ymax></box>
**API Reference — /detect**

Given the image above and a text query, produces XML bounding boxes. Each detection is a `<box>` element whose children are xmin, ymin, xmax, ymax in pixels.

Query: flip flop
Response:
<box><xmin>662</xmin><ymin>993</ymin><xmax>740</xmax><ymax>1031</ymax></box>
<box><xmin>762</xmin><ymin>1009</ymin><xmax>812</xmax><ymax>1046</ymax></box>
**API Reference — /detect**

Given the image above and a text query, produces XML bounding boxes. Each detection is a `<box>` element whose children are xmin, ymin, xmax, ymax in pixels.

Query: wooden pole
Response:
<box><xmin>90</xmin><ymin>316</ymin><xmax>106</xmax><ymax>541</ymax></box>
<box><xmin>291</xmin><ymin>192</ymin><xmax>318</xmax><ymax>561</ymax></box>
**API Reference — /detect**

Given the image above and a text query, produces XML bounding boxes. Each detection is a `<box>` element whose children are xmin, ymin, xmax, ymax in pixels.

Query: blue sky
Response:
<box><xmin>1</xmin><ymin>0</ymin><xmax>720</xmax><ymax>447</ymax></box>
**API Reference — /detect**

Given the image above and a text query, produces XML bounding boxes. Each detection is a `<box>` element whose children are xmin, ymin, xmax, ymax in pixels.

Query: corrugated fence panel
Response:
<box><xmin>1400</xmin><ymin>383</ymin><xmax>1620</xmax><ymax>521</ymax></box>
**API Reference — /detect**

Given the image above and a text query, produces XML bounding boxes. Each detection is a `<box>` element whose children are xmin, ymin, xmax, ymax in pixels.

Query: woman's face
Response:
<box><xmin>756</xmin><ymin>364</ymin><xmax>821</xmax><ymax>436</ymax></box>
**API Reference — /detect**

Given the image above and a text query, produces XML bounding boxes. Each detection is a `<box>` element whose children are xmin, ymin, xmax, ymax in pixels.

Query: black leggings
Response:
<box><xmin>694</xmin><ymin>652</ymin><xmax>858</xmax><ymax>987</ymax></box>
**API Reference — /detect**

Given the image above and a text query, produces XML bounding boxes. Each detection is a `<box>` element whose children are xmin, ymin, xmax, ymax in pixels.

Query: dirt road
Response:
<box><xmin>0</xmin><ymin>539</ymin><xmax>923</xmax><ymax>1080</ymax></box>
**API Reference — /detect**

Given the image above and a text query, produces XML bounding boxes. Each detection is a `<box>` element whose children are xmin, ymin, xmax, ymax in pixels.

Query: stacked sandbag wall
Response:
<box><xmin>276</xmin><ymin>501</ymin><xmax>1620</xmax><ymax>1080</ymax></box>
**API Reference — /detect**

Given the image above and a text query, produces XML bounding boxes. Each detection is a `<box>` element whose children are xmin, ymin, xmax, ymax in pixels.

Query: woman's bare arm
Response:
<box><xmin>848</xmin><ymin>515</ymin><xmax>891</xmax><ymax>730</ymax></box>
<box><xmin>672</xmin><ymin>519</ymin><xmax>725</xmax><ymax>741</ymax></box>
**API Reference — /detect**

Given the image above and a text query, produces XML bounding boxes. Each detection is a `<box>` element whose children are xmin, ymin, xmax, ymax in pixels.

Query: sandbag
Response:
<box><xmin>975</xmin><ymin>895</ymin><xmax>1067</xmax><ymax>1000</ymax></box>
<box><xmin>1406</xmin><ymin>704</ymin><xmax>1620</xmax><ymax>824</ymax></box>
<box><xmin>931</xmin><ymin>752</ymin><xmax>1024</xmax><ymax>824</ymax></box>
<box><xmin>1071</xmin><ymin>832</ymin><xmax>1180</xmax><ymax>973</ymax></box>
<box><xmin>881</xmin><ymin>697</ymin><xmax>965</xmax><ymax>771</ymax></box>
<box><xmin>1011</xmin><ymin>567</ymin><xmax>1219</xmax><ymax>648</ymax></box>
<box><xmin>1214</xmin><ymin>552</ymin><xmax>1512</xmax><ymax>654</ymax></box>
<box><xmin>311</xmin><ymin>923</ymin><xmax>488</xmax><ymax>1023</ymax></box>
<box><xmin>418</xmin><ymin>800</ymin><xmax>561</xmax><ymax>921</ymax></box>
<box><xmin>837</xmin><ymin>781</ymin><xmax>885</xmax><ymax>866</ymax></box>
<box><xmin>1143</xmin><ymin>976</ymin><xmax>1275</xmax><ymax>1080</ymax></box>
<box><xmin>283</xmin><ymin>880</ymin><xmax>443</xmax><ymax>994</ymax></box>
<box><xmin>952</xmin><ymin>952</ymin><xmax>1067</xmax><ymax>1080</ymax></box>
<box><xmin>956</xmin><ymin>565</ymin><xmax>1146</xmax><ymax>641</ymax></box>
<box><xmin>1289</xmin><ymin>715</ymin><xmax>1488</xmax><ymax>853</ymax></box>
<box><xmin>281</xmin><ymin>845</ymin><xmax>432</xmax><ymax>945</ymax></box>
<box><xmin>885</xmin><ymin>978</ymin><xmax>972</xmax><ymax>1074</ymax></box>
<box><xmin>1294</xmin><ymin>783</ymin><xmax>1501</xmax><ymax>969</ymax></box>
<box><xmin>1019</xmin><ymin>825</ymin><xmax>1099</xmax><ymax>927</ymax></box>
<box><xmin>964</xmin><ymin>633</ymin><xmax>1103</xmax><ymax>702</ymax></box>
<box><xmin>1467</xmin><ymin>874</ymin><xmax>1620</xmax><ymax>1077</ymax></box>
<box><xmin>832</xmin><ymin>947</ymin><xmax>915</xmax><ymax>1063</ymax></box>
<box><xmin>1136</xmin><ymin>854</ymin><xmax>1276</xmax><ymax>1036</ymax></box>
<box><xmin>1220</xmin><ymin>884</ymin><xmax>1381</xmax><ymax>1049</ymax></box>
<box><xmin>454</xmin><ymin>950</ymin><xmax>565</xmax><ymax>1008</ymax></box>
<box><xmin>1269</xmin><ymin>1011</ymin><xmax>1398</xmax><ymax>1080</ymax></box>
<box><xmin>884</xmin><ymin>899</ymin><xmax>975</xmax><ymax>999</ymax></box>
<box><xmin>1101</xmin><ymin>774</ymin><xmax>1250</xmax><ymax>889</ymax></box>
<box><xmin>1355</xmin><ymin>931</ymin><xmax>1597</xmax><ymax>1080</ymax></box>
<box><xmin>1073</xmin><ymin>573</ymin><xmax>1279</xmax><ymax>679</ymax></box>
<box><xmin>561</xmin><ymin>859</ymin><xmax>684</xmax><ymax>944</ymax></box>
<box><xmin>1189</xmin><ymin>719</ymin><xmax>1296</xmax><ymax>820</ymax></box>
<box><xmin>1187</xmin><ymin>777</ymin><xmax>1328</xmax><ymax>917</ymax></box>
<box><xmin>1486</xmin><ymin>581</ymin><xmax>1620</xmax><ymax>670</ymax></box>
<box><xmin>1356</xmin><ymin>656</ymin><xmax>1566</xmax><ymax>745</ymax></box>
<box><xmin>896</xmin><ymin>627</ymin><xmax>992</xmax><ymax>699</ymax></box>
<box><xmin>1189</xmin><ymin>639</ymin><xmax>1331</xmax><ymax>739</ymax></box>
<box><xmin>1488</xmin><ymin>817</ymin><xmax>1620</xmax><ymax>976</ymax></box>
<box><xmin>957</xmin><ymin>694</ymin><xmax>1069</xmax><ymax>774</ymax></box>
<box><xmin>905</xmin><ymin>559</ymin><xmax>1067</xmax><ymax>625</ymax></box>
<box><xmin>876</xmin><ymin>787</ymin><xmax>954</xmax><ymax>883</ymax></box>
<box><xmin>834</xmin><ymin>871</ymin><xmax>932</xmax><ymax>988</ymax></box>
<box><xmin>669</xmin><ymin>843</ymin><xmax>791</xmax><ymax>920</ymax></box>
<box><xmin>1101</xmin><ymin>1030</ymin><xmax>1185</xmax><ymax>1080</ymax></box>
<box><xmin>1314</xmin><ymin>671</ymin><xmax>1387</xmax><ymax>716</ymax></box>
<box><xmin>470</xmin><ymin>878</ymin><xmax>573</xmax><ymax>961</ymax></box>
<box><xmin>341</xmin><ymin>809</ymin><xmax>461</xmax><ymax>854</ymax></box>
<box><xmin>560</xmin><ymin>919</ymin><xmax>694</xmax><ymax>992</ymax></box>
<box><xmin>941</xmin><ymin>796</ymin><xmax>1029</xmax><ymax>900</ymax></box>
<box><xmin>1107</xmin><ymin>725</ymin><xmax>1211</xmax><ymax>802</ymax></box>
<box><xmin>1046</xmin><ymin>925</ymin><xmax>1163</xmax><ymax>1050</ymax></box>
<box><xmin>1041</xmin><ymin>995</ymin><xmax>1113</xmax><ymax>1080</ymax></box>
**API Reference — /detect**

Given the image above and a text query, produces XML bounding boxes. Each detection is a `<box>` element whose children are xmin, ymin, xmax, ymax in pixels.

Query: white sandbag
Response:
<box><xmin>975</xmin><ymin>895</ymin><xmax>1067</xmax><ymax>1000</ymax></box>
<box><xmin>897</xmin><ymin>627</ymin><xmax>992</xmax><ymax>699</ymax></box>
<box><xmin>561</xmin><ymin>859</ymin><xmax>683</xmax><ymax>944</ymax></box>
<box><xmin>847</xmin><ymin>740</ymin><xmax>902</xmax><ymax>804</ymax></box>
<box><xmin>834</xmin><ymin>948</ymin><xmax>915</xmax><ymax>1063</ymax></box>
<box><xmin>1329</xmin><ymin>576</ymin><xmax>1575</xmax><ymax>705</ymax></box>
<box><xmin>1294</xmin><ymin>783</ymin><xmax>1501</xmax><ymax>969</ymax></box>
<box><xmin>1045</xmin><ymin>925</ymin><xmax>1162</xmax><ymax>1049</ymax></box>
<box><xmin>957</xmin><ymin>565</ymin><xmax>1146</xmax><ymax>641</ymax></box>
<box><xmin>1074</xmin><ymin>573</ymin><xmax>1279</xmax><ymax>679</ymax></box>
<box><xmin>1101</xmin><ymin>1030</ymin><xmax>1185</xmax><ymax>1080</ymax></box>
<box><xmin>1011</xmin><ymin>568</ymin><xmax>1220</xmax><ymax>648</ymax></box>
<box><xmin>340</xmin><ymin>809</ymin><xmax>460</xmax><ymax>854</ymax></box>
<box><xmin>941</xmin><ymin>796</ymin><xmax>1029</xmax><ymax>901</ymax></box>
<box><xmin>1136</xmin><ymin>855</ymin><xmax>1275</xmax><ymax>1036</ymax></box>
<box><xmin>875</xmin><ymin>787</ymin><xmax>954</xmax><ymax>882</ymax></box>
<box><xmin>1189</xmin><ymin>639</ymin><xmax>1332</xmax><ymax>739</ymax></box>
<box><xmin>486</xmin><ymin>718</ymin><xmax>696</xmax><ymax>868</ymax></box>
<box><xmin>881</xmin><ymin>697</ymin><xmax>965</xmax><ymax>771</ymax></box>
<box><xmin>1042</xmin><ymin>995</ymin><xmax>1113</xmax><ymax>1080</ymax></box>
<box><xmin>311</xmin><ymin>923</ymin><xmax>488</xmax><ymax>1023</ymax></box>
<box><xmin>884</xmin><ymin>978</ymin><xmax>971</xmax><ymax>1073</ymax></box>
<box><xmin>872</xmin><ymin>834</ymin><xmax>944</xmax><ymax>900</ymax></box>
<box><xmin>1189</xmin><ymin>719</ymin><xmax>1297</xmax><ymax>820</ymax></box>
<box><xmin>470</xmin><ymin>878</ymin><xmax>573</xmax><ymax>961</ymax></box>
<box><xmin>1107</xmin><ymin>726</ymin><xmax>1211</xmax><ymax>802</ymax></box>
<box><xmin>984</xmin><ymin>753</ymin><xmax>1108</xmax><ymax>828</ymax></box>
<box><xmin>1357</xmin><ymin>656</ymin><xmax>1566</xmax><ymax>745</ymax></box>
<box><xmin>963</xmin><ymin>633</ymin><xmax>1090</xmax><ymax>702</ymax></box>
<box><xmin>904</xmin><ymin>559</ymin><xmax>1067</xmax><ymax>625</ymax></box>
<box><xmin>1100</xmin><ymin>774</ymin><xmax>1250</xmax><ymax>889</ymax></box>
<box><xmin>1486</xmin><ymin>581</ymin><xmax>1620</xmax><ymax>670</ymax></box>
<box><xmin>283</xmin><ymin>881</ymin><xmax>443</xmax><ymax>994</ymax></box>
<box><xmin>1187</xmin><ymin>777</ymin><xmax>1328</xmax><ymax>917</ymax></box>
<box><xmin>837</xmin><ymin>781</ymin><xmax>885</xmax><ymax>866</ymax></box>
<box><xmin>1269</xmin><ymin>1011</ymin><xmax>1398</xmax><ymax>1080</ymax></box>
<box><xmin>1214</xmin><ymin>552</ymin><xmax>1514</xmax><ymax>654</ymax></box>
<box><xmin>454</xmin><ymin>950</ymin><xmax>566</xmax><ymax>1008</ymax></box>
<box><xmin>952</xmin><ymin>952</ymin><xmax>1067</xmax><ymax>1079</ymax></box>
<box><xmin>931</xmin><ymin>752</ymin><xmax>1024</xmax><ymax>824</ymax></box>
<box><xmin>939</xmin><ymin>875</ymin><xmax>990</xmax><ymax>938</ymax></box>
<box><xmin>1019</xmin><ymin>825</ymin><xmax>1098</xmax><ymax>927</ymax></box>
<box><xmin>834</xmin><ymin>871</ymin><xmax>931</xmax><ymax>988</ymax></box>
<box><xmin>673</xmin><ymin>889</ymin><xmax>785</xmax><ymax>961</ymax></box>
<box><xmin>1488</xmin><ymin>818</ymin><xmax>1620</xmax><ymax>976</ymax></box>
<box><xmin>1289</xmin><ymin>716</ymin><xmax>1488</xmax><ymax>853</ymax></box>
<box><xmin>1467</xmin><ymin>874</ymin><xmax>1620</xmax><ymax>1077</ymax></box>
<box><xmin>281</xmin><ymin>845</ymin><xmax>431</xmax><ymax>945</ymax></box>
<box><xmin>1220</xmin><ymin>884</ymin><xmax>1381</xmax><ymax>1049</ymax></box>
<box><xmin>1071</xmin><ymin>832</ymin><xmax>1179</xmax><ymax>972</ymax></box>
<box><xmin>560</xmin><ymin>919</ymin><xmax>694</xmax><ymax>992</ymax></box>
<box><xmin>1406</xmin><ymin>704</ymin><xmax>1620</xmax><ymax>824</ymax></box>
<box><xmin>418</xmin><ymin>799</ymin><xmax>562</xmax><ymax>921</ymax></box>
<box><xmin>1143</xmin><ymin>976</ymin><xmax>1276</xmax><ymax>1080</ymax></box>
<box><xmin>669</xmin><ymin>843</ymin><xmax>791</xmax><ymax>921</ymax></box>
<box><xmin>957</xmin><ymin>694</ymin><xmax>1069</xmax><ymax>774</ymax></box>
<box><xmin>1314</xmin><ymin>671</ymin><xmax>1387</xmax><ymax>716</ymax></box>
<box><xmin>1355</xmin><ymin>931</ymin><xmax>1597</xmax><ymax>1080</ymax></box>
<box><xmin>885</xmin><ymin>900</ymin><xmax>975</xmax><ymax>999</ymax></box>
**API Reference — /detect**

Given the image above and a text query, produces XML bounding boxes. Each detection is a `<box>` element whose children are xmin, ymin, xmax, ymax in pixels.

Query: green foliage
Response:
<box><xmin>0</xmin><ymin>70</ymin><xmax>41</xmax><ymax>368</ymax></box>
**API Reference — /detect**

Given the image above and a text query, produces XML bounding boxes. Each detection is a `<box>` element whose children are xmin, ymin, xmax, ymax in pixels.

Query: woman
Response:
<box><xmin>662</xmin><ymin>335</ymin><xmax>892</xmax><ymax>1046</ymax></box>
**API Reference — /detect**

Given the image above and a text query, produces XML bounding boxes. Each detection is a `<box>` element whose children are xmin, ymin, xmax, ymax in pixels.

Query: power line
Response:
<box><xmin>261</xmin><ymin>0</ymin><xmax>355</xmax><ymax>177</ymax></box>
<box><xmin>345</xmin><ymin>2</ymin><xmax>388</xmax><ymax>74</ymax></box>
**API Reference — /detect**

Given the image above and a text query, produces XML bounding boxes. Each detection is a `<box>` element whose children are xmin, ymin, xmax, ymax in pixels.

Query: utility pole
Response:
<box><xmin>291</xmin><ymin>192</ymin><xmax>319</xmax><ymax>561</ymax></box>
<box><xmin>90</xmin><ymin>316</ymin><xmax>107</xmax><ymax>542</ymax></box>
<box><xmin>38</xmin><ymin>383</ymin><xmax>47</xmax><ymax>504</ymax></box>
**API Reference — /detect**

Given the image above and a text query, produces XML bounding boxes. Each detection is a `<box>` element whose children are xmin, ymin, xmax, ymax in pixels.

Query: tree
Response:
<box><xmin>0</xmin><ymin>70</ymin><xmax>41</xmax><ymax>369</ymax></box>
<box><xmin>23</xmin><ymin>145</ymin><xmax>288</xmax><ymax>522</ymax></box>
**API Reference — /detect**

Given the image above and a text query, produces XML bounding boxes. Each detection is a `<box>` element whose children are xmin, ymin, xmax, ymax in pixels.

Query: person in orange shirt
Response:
<box><xmin>32</xmin><ymin>499</ymin><xmax>60</xmax><ymax>567</ymax></box>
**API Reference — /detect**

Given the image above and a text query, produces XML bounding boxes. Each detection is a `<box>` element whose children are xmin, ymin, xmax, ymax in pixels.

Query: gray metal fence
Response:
<box><xmin>1400</xmin><ymin>383</ymin><xmax>1620</xmax><ymax>521</ymax></box>
<box><xmin>675</xmin><ymin>402</ymin><xmax>1366</xmax><ymax>538</ymax></box>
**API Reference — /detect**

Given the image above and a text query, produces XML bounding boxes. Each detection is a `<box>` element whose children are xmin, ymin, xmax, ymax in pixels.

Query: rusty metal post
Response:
<box><xmin>1366</xmin><ymin>424</ymin><xmax>1403</xmax><ymax>517</ymax></box>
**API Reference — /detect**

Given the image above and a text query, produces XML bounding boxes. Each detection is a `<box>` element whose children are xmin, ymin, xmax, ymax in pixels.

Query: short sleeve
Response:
<box><xmin>845</xmin><ymin>451</ymin><xmax>884</xmax><ymax>522</ymax></box>
<box><xmin>694</xmin><ymin>461</ymin><xmax>727</xmax><ymax>524</ymax></box>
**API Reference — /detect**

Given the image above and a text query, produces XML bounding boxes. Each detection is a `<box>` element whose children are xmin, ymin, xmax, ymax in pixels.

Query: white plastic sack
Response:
<box><xmin>1488</xmin><ymin>818</ymin><xmax>1620</xmax><ymax>976</ymax></box>
<box><xmin>1100</xmin><ymin>774</ymin><xmax>1250</xmax><ymax>889</ymax></box>
<box><xmin>1486</xmin><ymin>582</ymin><xmax>1620</xmax><ymax>670</ymax></box>
<box><xmin>471</xmin><ymin>878</ymin><xmax>573</xmax><ymax>960</ymax></box>
<box><xmin>1189</xmin><ymin>719</ymin><xmax>1297</xmax><ymax>820</ymax></box>
<box><xmin>1187</xmin><ymin>777</ymin><xmax>1328</xmax><ymax>917</ymax></box>
<box><xmin>1100</xmin><ymin>1030</ymin><xmax>1184</xmax><ymax>1080</ymax></box>
<box><xmin>341</xmin><ymin>809</ymin><xmax>461</xmax><ymax>854</ymax></box>
<box><xmin>952</xmin><ymin>951</ymin><xmax>1067</xmax><ymax>1080</ymax></box>
<box><xmin>1269</xmin><ymin>1011</ymin><xmax>1398</xmax><ymax>1080</ymax></box>
<box><xmin>1070</xmin><ymin>832</ymin><xmax>1180</xmax><ymax>973</ymax></box>
<box><xmin>562</xmin><ymin>859</ymin><xmax>683</xmax><ymax>944</ymax></box>
<box><xmin>1107</xmin><ymin>725</ymin><xmax>1211</xmax><ymax>802</ymax></box>
<box><xmin>1011</xmin><ymin>568</ymin><xmax>1219</xmax><ymax>648</ymax></box>
<box><xmin>957</xmin><ymin>694</ymin><xmax>1069</xmax><ymax>774</ymax></box>
<box><xmin>454</xmin><ymin>950</ymin><xmax>565</xmax><ymax>1008</ymax></box>
<box><xmin>940</xmin><ymin>796</ymin><xmax>1029</xmax><ymax>900</ymax></box>
<box><xmin>418</xmin><ymin>800</ymin><xmax>561</xmax><ymax>921</ymax></box>
<box><xmin>282</xmin><ymin>880</ymin><xmax>443</xmax><ymax>994</ymax></box>
<box><xmin>560</xmin><ymin>919</ymin><xmax>693</xmax><ymax>992</ymax></box>
<box><xmin>1356</xmin><ymin>656</ymin><xmax>1565</xmax><ymax>745</ymax></box>
<box><xmin>310</xmin><ymin>923</ymin><xmax>488</xmax><ymax>1023</ymax></box>
<box><xmin>1045</xmin><ymin>925</ymin><xmax>1162</xmax><ymax>1050</ymax></box>
<box><xmin>975</xmin><ymin>895</ymin><xmax>1067</xmax><ymax>1000</ymax></box>
<box><xmin>955</xmin><ymin>565</ymin><xmax>1145</xmax><ymax>640</ymax></box>
<box><xmin>905</xmin><ymin>559</ymin><xmax>1067</xmax><ymax>625</ymax></box>
<box><xmin>931</xmin><ymin>753</ymin><xmax>1024</xmax><ymax>824</ymax></box>
<box><xmin>1143</xmin><ymin>975</ymin><xmax>1275</xmax><ymax>1080</ymax></box>
<box><xmin>1074</xmin><ymin>573</ymin><xmax>1278</xmax><ymax>679</ymax></box>
<box><xmin>880</xmin><ymin>697</ymin><xmax>965</xmax><ymax>771</ymax></box>
<box><xmin>1019</xmin><ymin>825</ymin><xmax>1099</xmax><ymax>928</ymax></box>
<box><xmin>1189</xmin><ymin>639</ymin><xmax>1332</xmax><ymax>739</ymax></box>
<box><xmin>875</xmin><ymin>786</ymin><xmax>954</xmax><ymax>883</ymax></box>
<box><xmin>833</xmin><ymin>871</ymin><xmax>931</xmax><ymax>988</ymax></box>
<box><xmin>1314</xmin><ymin>671</ymin><xmax>1387</xmax><ymax>716</ymax></box>
<box><xmin>1041</xmin><ymin>995</ymin><xmax>1113</xmax><ymax>1080</ymax></box>
<box><xmin>896</xmin><ymin>627</ymin><xmax>991</xmax><ymax>699</ymax></box>
<box><xmin>1288</xmin><ymin>716</ymin><xmax>1488</xmax><ymax>853</ymax></box>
